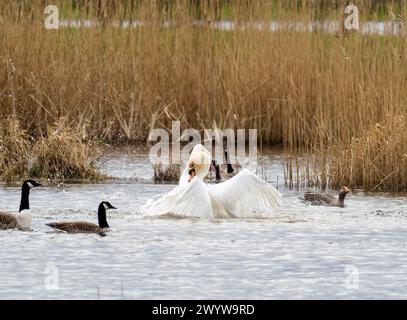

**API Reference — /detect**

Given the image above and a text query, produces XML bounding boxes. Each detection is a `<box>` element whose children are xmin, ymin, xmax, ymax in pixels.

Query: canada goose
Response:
<box><xmin>46</xmin><ymin>201</ymin><xmax>117</xmax><ymax>234</ymax></box>
<box><xmin>209</xmin><ymin>160</ymin><xmax>222</xmax><ymax>181</ymax></box>
<box><xmin>304</xmin><ymin>186</ymin><xmax>350</xmax><ymax>208</ymax></box>
<box><xmin>206</xmin><ymin>146</ymin><xmax>241</xmax><ymax>182</ymax></box>
<box><xmin>0</xmin><ymin>180</ymin><xmax>41</xmax><ymax>230</ymax></box>
<box><xmin>208</xmin><ymin>159</ymin><xmax>240</xmax><ymax>182</ymax></box>
<box><xmin>221</xmin><ymin>145</ymin><xmax>241</xmax><ymax>177</ymax></box>
<box><xmin>219</xmin><ymin>162</ymin><xmax>241</xmax><ymax>177</ymax></box>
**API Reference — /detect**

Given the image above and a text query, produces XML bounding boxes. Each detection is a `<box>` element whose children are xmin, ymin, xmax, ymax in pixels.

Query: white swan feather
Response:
<box><xmin>142</xmin><ymin>144</ymin><xmax>282</xmax><ymax>219</ymax></box>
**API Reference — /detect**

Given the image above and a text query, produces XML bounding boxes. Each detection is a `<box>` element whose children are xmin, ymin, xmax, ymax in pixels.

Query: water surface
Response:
<box><xmin>1</xmin><ymin>149</ymin><xmax>406</xmax><ymax>299</ymax></box>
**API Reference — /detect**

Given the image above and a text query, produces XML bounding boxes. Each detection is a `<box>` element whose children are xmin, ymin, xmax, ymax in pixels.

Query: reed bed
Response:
<box><xmin>0</xmin><ymin>117</ymin><xmax>31</xmax><ymax>182</ymax></box>
<box><xmin>0</xmin><ymin>117</ymin><xmax>102</xmax><ymax>182</ymax></box>
<box><xmin>152</xmin><ymin>162</ymin><xmax>182</xmax><ymax>183</ymax></box>
<box><xmin>287</xmin><ymin>114</ymin><xmax>407</xmax><ymax>192</ymax></box>
<box><xmin>30</xmin><ymin>120</ymin><xmax>103</xmax><ymax>181</ymax></box>
<box><xmin>322</xmin><ymin>114</ymin><xmax>407</xmax><ymax>192</ymax></box>
<box><xmin>1</xmin><ymin>1</ymin><xmax>407</xmax><ymax>190</ymax></box>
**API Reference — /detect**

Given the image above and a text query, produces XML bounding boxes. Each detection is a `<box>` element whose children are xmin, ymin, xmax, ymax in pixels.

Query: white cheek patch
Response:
<box><xmin>27</xmin><ymin>182</ymin><xmax>34</xmax><ymax>189</ymax></box>
<box><xmin>103</xmin><ymin>203</ymin><xmax>109</xmax><ymax>210</ymax></box>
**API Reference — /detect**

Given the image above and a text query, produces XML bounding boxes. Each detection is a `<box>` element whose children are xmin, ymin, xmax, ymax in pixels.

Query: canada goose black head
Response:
<box><xmin>23</xmin><ymin>180</ymin><xmax>42</xmax><ymax>190</ymax></box>
<box><xmin>101</xmin><ymin>201</ymin><xmax>117</xmax><ymax>210</ymax></box>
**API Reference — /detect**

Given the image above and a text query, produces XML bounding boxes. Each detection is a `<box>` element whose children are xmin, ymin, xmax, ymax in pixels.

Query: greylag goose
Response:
<box><xmin>46</xmin><ymin>201</ymin><xmax>117</xmax><ymax>234</ymax></box>
<box><xmin>0</xmin><ymin>180</ymin><xmax>41</xmax><ymax>230</ymax></box>
<box><xmin>304</xmin><ymin>186</ymin><xmax>350</xmax><ymax>208</ymax></box>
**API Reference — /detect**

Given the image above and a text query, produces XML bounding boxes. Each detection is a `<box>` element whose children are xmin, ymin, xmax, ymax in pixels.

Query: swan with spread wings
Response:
<box><xmin>142</xmin><ymin>144</ymin><xmax>282</xmax><ymax>218</ymax></box>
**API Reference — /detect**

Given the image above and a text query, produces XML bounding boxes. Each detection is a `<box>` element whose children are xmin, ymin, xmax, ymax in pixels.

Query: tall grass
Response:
<box><xmin>0</xmin><ymin>117</ymin><xmax>102</xmax><ymax>182</ymax></box>
<box><xmin>0</xmin><ymin>117</ymin><xmax>31</xmax><ymax>181</ymax></box>
<box><xmin>30</xmin><ymin>120</ymin><xmax>103</xmax><ymax>181</ymax></box>
<box><xmin>1</xmin><ymin>1</ymin><xmax>407</xmax><ymax>189</ymax></box>
<box><xmin>318</xmin><ymin>115</ymin><xmax>407</xmax><ymax>192</ymax></box>
<box><xmin>152</xmin><ymin>162</ymin><xmax>182</xmax><ymax>183</ymax></box>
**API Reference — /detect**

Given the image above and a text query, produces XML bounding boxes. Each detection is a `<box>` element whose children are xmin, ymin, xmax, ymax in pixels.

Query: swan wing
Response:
<box><xmin>142</xmin><ymin>177</ymin><xmax>213</xmax><ymax>218</ymax></box>
<box><xmin>207</xmin><ymin>169</ymin><xmax>282</xmax><ymax>217</ymax></box>
<box><xmin>46</xmin><ymin>221</ymin><xmax>101</xmax><ymax>233</ymax></box>
<box><xmin>179</xmin><ymin>165</ymin><xmax>190</xmax><ymax>187</ymax></box>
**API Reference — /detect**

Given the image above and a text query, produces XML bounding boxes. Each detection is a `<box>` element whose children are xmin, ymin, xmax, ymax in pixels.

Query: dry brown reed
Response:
<box><xmin>286</xmin><ymin>115</ymin><xmax>407</xmax><ymax>192</ymax></box>
<box><xmin>323</xmin><ymin>114</ymin><xmax>407</xmax><ymax>192</ymax></box>
<box><xmin>2</xmin><ymin>15</ymin><xmax>407</xmax><ymax>145</ymax></box>
<box><xmin>30</xmin><ymin>120</ymin><xmax>103</xmax><ymax>181</ymax></box>
<box><xmin>152</xmin><ymin>162</ymin><xmax>182</xmax><ymax>183</ymax></box>
<box><xmin>0</xmin><ymin>117</ymin><xmax>102</xmax><ymax>182</ymax></box>
<box><xmin>1</xmin><ymin>1</ymin><xmax>407</xmax><ymax>190</ymax></box>
<box><xmin>0</xmin><ymin>117</ymin><xmax>31</xmax><ymax>182</ymax></box>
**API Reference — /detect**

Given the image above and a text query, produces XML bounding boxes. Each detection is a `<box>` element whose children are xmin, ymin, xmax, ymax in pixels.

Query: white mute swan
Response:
<box><xmin>142</xmin><ymin>144</ymin><xmax>282</xmax><ymax>218</ymax></box>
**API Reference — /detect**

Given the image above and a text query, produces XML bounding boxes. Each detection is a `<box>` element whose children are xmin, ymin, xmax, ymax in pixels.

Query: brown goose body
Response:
<box><xmin>46</xmin><ymin>201</ymin><xmax>116</xmax><ymax>234</ymax></box>
<box><xmin>0</xmin><ymin>212</ymin><xmax>19</xmax><ymax>230</ymax></box>
<box><xmin>46</xmin><ymin>221</ymin><xmax>110</xmax><ymax>234</ymax></box>
<box><xmin>304</xmin><ymin>186</ymin><xmax>350</xmax><ymax>208</ymax></box>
